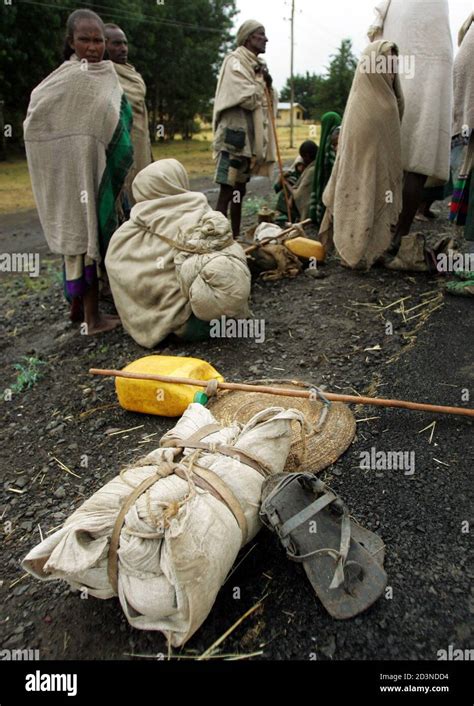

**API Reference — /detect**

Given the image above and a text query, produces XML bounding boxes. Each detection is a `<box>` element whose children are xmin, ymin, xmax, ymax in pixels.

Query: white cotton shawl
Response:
<box><xmin>367</xmin><ymin>0</ymin><xmax>453</xmax><ymax>181</ymax></box>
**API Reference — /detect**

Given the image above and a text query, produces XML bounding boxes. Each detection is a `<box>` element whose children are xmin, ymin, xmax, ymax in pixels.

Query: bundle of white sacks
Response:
<box><xmin>22</xmin><ymin>403</ymin><xmax>307</xmax><ymax>646</ymax></box>
<box><xmin>174</xmin><ymin>211</ymin><xmax>252</xmax><ymax>322</ymax></box>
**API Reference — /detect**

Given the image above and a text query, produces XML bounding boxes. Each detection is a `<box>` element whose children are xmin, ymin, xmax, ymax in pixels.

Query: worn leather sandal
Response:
<box><xmin>260</xmin><ymin>473</ymin><xmax>387</xmax><ymax>619</ymax></box>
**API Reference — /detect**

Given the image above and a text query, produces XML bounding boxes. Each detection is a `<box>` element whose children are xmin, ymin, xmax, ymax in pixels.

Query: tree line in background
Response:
<box><xmin>0</xmin><ymin>1</ymin><xmax>356</xmax><ymax>159</ymax></box>
<box><xmin>280</xmin><ymin>39</ymin><xmax>357</xmax><ymax>120</ymax></box>
<box><xmin>0</xmin><ymin>0</ymin><xmax>237</xmax><ymax>156</ymax></box>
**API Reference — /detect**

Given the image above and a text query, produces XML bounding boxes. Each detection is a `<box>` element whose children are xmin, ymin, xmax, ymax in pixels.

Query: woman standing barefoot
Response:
<box><xmin>24</xmin><ymin>9</ymin><xmax>133</xmax><ymax>334</ymax></box>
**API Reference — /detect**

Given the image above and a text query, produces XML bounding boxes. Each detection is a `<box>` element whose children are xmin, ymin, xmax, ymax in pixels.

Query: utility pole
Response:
<box><xmin>289</xmin><ymin>0</ymin><xmax>295</xmax><ymax>148</ymax></box>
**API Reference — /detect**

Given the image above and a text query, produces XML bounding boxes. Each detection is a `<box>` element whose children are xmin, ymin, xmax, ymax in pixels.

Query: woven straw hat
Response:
<box><xmin>207</xmin><ymin>379</ymin><xmax>356</xmax><ymax>474</ymax></box>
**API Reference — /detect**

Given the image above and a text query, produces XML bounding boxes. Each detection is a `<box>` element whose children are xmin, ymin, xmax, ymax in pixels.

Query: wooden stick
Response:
<box><xmin>89</xmin><ymin>369</ymin><xmax>474</xmax><ymax>419</ymax></box>
<box><xmin>265</xmin><ymin>85</ymin><xmax>292</xmax><ymax>224</ymax></box>
<box><xmin>244</xmin><ymin>218</ymin><xmax>311</xmax><ymax>255</ymax></box>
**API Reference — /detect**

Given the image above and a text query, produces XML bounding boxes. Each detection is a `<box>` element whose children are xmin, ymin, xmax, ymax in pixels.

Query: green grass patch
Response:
<box><xmin>0</xmin><ymin>123</ymin><xmax>321</xmax><ymax>214</ymax></box>
<box><xmin>11</xmin><ymin>356</ymin><xmax>47</xmax><ymax>393</ymax></box>
<box><xmin>0</xmin><ymin>260</ymin><xmax>62</xmax><ymax>298</ymax></box>
<box><xmin>242</xmin><ymin>195</ymin><xmax>277</xmax><ymax>217</ymax></box>
<box><xmin>0</xmin><ymin>158</ymin><xmax>35</xmax><ymax>213</ymax></box>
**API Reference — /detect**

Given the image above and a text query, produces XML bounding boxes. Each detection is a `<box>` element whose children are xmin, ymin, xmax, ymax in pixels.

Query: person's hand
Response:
<box><xmin>261</xmin><ymin>66</ymin><xmax>273</xmax><ymax>88</ymax></box>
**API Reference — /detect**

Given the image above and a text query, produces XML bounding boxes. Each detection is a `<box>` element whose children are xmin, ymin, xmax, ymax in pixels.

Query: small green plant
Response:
<box><xmin>242</xmin><ymin>194</ymin><xmax>278</xmax><ymax>217</ymax></box>
<box><xmin>47</xmin><ymin>263</ymin><xmax>64</xmax><ymax>286</ymax></box>
<box><xmin>242</xmin><ymin>196</ymin><xmax>268</xmax><ymax>217</ymax></box>
<box><xmin>12</xmin><ymin>356</ymin><xmax>46</xmax><ymax>393</ymax></box>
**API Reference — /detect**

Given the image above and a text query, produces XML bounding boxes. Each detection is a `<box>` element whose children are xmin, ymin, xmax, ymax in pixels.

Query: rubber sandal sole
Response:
<box><xmin>261</xmin><ymin>474</ymin><xmax>387</xmax><ymax>619</ymax></box>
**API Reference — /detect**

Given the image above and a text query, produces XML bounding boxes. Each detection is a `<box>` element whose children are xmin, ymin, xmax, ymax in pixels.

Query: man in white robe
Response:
<box><xmin>213</xmin><ymin>20</ymin><xmax>277</xmax><ymax>237</ymax></box>
<box><xmin>368</xmin><ymin>0</ymin><xmax>453</xmax><ymax>247</ymax></box>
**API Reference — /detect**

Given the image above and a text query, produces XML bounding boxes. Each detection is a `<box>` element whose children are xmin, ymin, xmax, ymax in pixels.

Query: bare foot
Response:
<box><xmin>84</xmin><ymin>314</ymin><xmax>121</xmax><ymax>335</ymax></box>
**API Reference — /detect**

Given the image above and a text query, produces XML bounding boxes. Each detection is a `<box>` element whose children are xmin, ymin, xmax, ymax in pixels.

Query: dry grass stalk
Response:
<box><xmin>198</xmin><ymin>598</ymin><xmax>265</xmax><ymax>660</ymax></box>
<box><xmin>225</xmin><ymin>543</ymin><xmax>258</xmax><ymax>584</ymax></box>
<box><xmin>79</xmin><ymin>403</ymin><xmax>119</xmax><ymax>420</ymax></box>
<box><xmin>51</xmin><ymin>456</ymin><xmax>81</xmax><ymax>479</ymax></box>
<box><xmin>9</xmin><ymin>573</ymin><xmax>29</xmax><ymax>589</ymax></box>
<box><xmin>107</xmin><ymin>425</ymin><xmax>144</xmax><ymax>436</ymax></box>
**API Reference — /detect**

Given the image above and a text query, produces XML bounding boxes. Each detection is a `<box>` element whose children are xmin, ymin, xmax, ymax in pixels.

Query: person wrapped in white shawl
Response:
<box><xmin>213</xmin><ymin>20</ymin><xmax>278</xmax><ymax>237</ymax></box>
<box><xmin>105</xmin><ymin>159</ymin><xmax>251</xmax><ymax>348</ymax></box>
<box><xmin>367</xmin><ymin>0</ymin><xmax>453</xmax><ymax>248</ymax></box>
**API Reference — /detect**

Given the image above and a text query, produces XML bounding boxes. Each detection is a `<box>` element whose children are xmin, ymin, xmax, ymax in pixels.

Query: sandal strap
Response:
<box><xmin>260</xmin><ymin>473</ymin><xmax>329</xmax><ymax>534</ymax></box>
<box><xmin>285</xmin><ymin>511</ymin><xmax>352</xmax><ymax>590</ymax></box>
<box><xmin>261</xmin><ymin>472</ymin><xmax>354</xmax><ymax>590</ymax></box>
<box><xmin>330</xmin><ymin>513</ymin><xmax>351</xmax><ymax>589</ymax></box>
<box><xmin>287</xmin><ymin>546</ymin><xmax>340</xmax><ymax>562</ymax></box>
<box><xmin>279</xmin><ymin>491</ymin><xmax>336</xmax><ymax>538</ymax></box>
<box><xmin>260</xmin><ymin>476</ymin><xmax>298</xmax><ymax>528</ymax></box>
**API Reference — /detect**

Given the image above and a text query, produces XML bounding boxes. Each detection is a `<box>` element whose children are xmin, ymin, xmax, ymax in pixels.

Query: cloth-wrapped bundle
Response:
<box><xmin>174</xmin><ymin>211</ymin><xmax>251</xmax><ymax>321</ymax></box>
<box><xmin>105</xmin><ymin>159</ymin><xmax>251</xmax><ymax>348</ymax></box>
<box><xmin>22</xmin><ymin>404</ymin><xmax>307</xmax><ymax>646</ymax></box>
<box><xmin>250</xmin><ymin>223</ymin><xmax>303</xmax><ymax>281</ymax></box>
<box><xmin>254</xmin><ymin>222</ymin><xmax>282</xmax><ymax>244</ymax></box>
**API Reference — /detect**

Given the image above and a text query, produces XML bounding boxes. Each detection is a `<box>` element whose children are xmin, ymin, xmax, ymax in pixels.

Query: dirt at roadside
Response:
<box><xmin>0</xmin><ymin>182</ymin><xmax>472</xmax><ymax>661</ymax></box>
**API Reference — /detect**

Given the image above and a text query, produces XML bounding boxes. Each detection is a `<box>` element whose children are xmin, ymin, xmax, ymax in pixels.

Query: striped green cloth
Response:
<box><xmin>309</xmin><ymin>111</ymin><xmax>341</xmax><ymax>227</ymax></box>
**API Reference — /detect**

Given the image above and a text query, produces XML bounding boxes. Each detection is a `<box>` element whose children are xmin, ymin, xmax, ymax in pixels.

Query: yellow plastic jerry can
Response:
<box><xmin>115</xmin><ymin>355</ymin><xmax>223</xmax><ymax>417</ymax></box>
<box><xmin>285</xmin><ymin>237</ymin><xmax>326</xmax><ymax>262</ymax></box>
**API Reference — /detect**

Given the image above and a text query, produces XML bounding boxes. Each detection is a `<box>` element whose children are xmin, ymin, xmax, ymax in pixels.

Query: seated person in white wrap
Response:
<box><xmin>105</xmin><ymin>159</ymin><xmax>252</xmax><ymax>348</ymax></box>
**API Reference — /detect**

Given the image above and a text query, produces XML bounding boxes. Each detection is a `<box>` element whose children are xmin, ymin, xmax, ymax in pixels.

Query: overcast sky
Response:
<box><xmin>233</xmin><ymin>0</ymin><xmax>473</xmax><ymax>91</ymax></box>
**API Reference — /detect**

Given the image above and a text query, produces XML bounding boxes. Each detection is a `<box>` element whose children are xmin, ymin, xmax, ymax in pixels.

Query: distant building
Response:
<box><xmin>277</xmin><ymin>102</ymin><xmax>305</xmax><ymax>126</ymax></box>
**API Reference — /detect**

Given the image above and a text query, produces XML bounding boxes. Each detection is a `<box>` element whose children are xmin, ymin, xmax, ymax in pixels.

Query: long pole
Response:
<box><xmin>289</xmin><ymin>0</ymin><xmax>295</xmax><ymax>149</ymax></box>
<box><xmin>89</xmin><ymin>368</ymin><xmax>474</xmax><ymax>419</ymax></box>
<box><xmin>265</xmin><ymin>85</ymin><xmax>292</xmax><ymax>224</ymax></box>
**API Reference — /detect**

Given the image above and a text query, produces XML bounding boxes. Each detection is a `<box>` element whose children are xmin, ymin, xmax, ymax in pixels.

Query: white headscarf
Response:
<box><xmin>236</xmin><ymin>19</ymin><xmax>264</xmax><ymax>46</ymax></box>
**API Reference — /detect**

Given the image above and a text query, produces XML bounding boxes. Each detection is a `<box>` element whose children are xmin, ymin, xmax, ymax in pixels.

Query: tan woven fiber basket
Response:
<box><xmin>207</xmin><ymin>379</ymin><xmax>356</xmax><ymax>474</ymax></box>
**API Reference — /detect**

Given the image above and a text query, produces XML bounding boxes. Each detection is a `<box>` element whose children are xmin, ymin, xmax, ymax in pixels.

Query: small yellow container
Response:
<box><xmin>285</xmin><ymin>237</ymin><xmax>326</xmax><ymax>262</ymax></box>
<box><xmin>115</xmin><ymin>355</ymin><xmax>224</xmax><ymax>417</ymax></box>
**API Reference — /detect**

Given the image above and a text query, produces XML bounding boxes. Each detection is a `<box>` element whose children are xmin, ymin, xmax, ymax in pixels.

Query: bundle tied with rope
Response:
<box><xmin>105</xmin><ymin>159</ymin><xmax>251</xmax><ymax>349</ymax></box>
<box><xmin>172</xmin><ymin>211</ymin><xmax>251</xmax><ymax>320</ymax></box>
<box><xmin>122</xmin><ymin>210</ymin><xmax>251</xmax><ymax>328</ymax></box>
<box><xmin>245</xmin><ymin>219</ymin><xmax>326</xmax><ymax>281</ymax></box>
<box><xmin>22</xmin><ymin>403</ymin><xmax>309</xmax><ymax>646</ymax></box>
